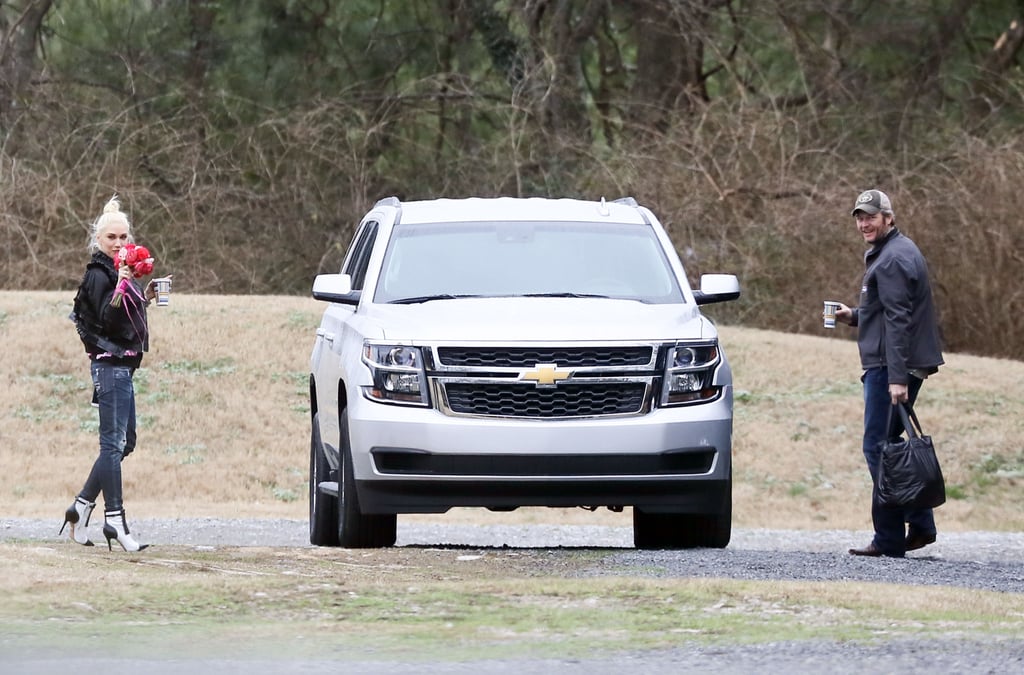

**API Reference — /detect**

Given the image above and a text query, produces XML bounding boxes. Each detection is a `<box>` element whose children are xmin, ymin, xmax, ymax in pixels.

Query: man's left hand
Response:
<box><xmin>889</xmin><ymin>383</ymin><xmax>909</xmax><ymax>405</ymax></box>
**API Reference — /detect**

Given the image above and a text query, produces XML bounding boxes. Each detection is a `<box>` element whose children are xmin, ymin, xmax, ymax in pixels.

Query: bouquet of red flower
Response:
<box><xmin>110</xmin><ymin>243</ymin><xmax>155</xmax><ymax>307</ymax></box>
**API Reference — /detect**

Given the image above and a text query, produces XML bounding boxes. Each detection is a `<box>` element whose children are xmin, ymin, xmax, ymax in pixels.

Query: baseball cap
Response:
<box><xmin>851</xmin><ymin>189</ymin><xmax>893</xmax><ymax>216</ymax></box>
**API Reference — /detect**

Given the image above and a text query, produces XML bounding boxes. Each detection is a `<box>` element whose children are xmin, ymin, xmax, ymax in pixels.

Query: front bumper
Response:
<box><xmin>346</xmin><ymin>390</ymin><xmax>733</xmax><ymax>514</ymax></box>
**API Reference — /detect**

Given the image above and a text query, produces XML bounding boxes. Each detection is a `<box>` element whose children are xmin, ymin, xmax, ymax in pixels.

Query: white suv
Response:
<box><xmin>308</xmin><ymin>196</ymin><xmax>740</xmax><ymax>549</ymax></box>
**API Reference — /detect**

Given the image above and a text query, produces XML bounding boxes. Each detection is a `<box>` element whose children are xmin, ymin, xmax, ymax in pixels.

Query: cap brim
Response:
<box><xmin>851</xmin><ymin>205</ymin><xmax>880</xmax><ymax>216</ymax></box>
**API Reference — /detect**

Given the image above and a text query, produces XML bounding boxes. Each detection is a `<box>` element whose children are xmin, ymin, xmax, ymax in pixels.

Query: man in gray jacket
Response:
<box><xmin>835</xmin><ymin>189</ymin><xmax>944</xmax><ymax>557</ymax></box>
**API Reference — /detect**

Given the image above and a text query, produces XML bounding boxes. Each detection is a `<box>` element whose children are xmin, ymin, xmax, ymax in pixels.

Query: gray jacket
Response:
<box><xmin>850</xmin><ymin>228</ymin><xmax>943</xmax><ymax>384</ymax></box>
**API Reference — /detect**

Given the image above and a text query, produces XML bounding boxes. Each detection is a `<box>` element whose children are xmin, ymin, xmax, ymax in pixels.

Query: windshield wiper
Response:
<box><xmin>522</xmin><ymin>292</ymin><xmax>610</xmax><ymax>299</ymax></box>
<box><xmin>388</xmin><ymin>294</ymin><xmax>483</xmax><ymax>304</ymax></box>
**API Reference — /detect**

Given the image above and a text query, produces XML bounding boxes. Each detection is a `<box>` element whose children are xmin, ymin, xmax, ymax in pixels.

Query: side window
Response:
<box><xmin>343</xmin><ymin>221</ymin><xmax>379</xmax><ymax>291</ymax></box>
<box><xmin>340</xmin><ymin>222</ymin><xmax>371</xmax><ymax>275</ymax></box>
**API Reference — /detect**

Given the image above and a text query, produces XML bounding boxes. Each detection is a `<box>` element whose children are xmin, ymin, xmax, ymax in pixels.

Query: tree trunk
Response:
<box><xmin>0</xmin><ymin>0</ymin><xmax>54</xmax><ymax>138</ymax></box>
<box><xmin>186</xmin><ymin>0</ymin><xmax>217</xmax><ymax>95</ymax></box>
<box><xmin>627</xmin><ymin>0</ymin><xmax>712</xmax><ymax>134</ymax></box>
<box><xmin>905</xmin><ymin>0</ymin><xmax>978</xmax><ymax>108</ymax></box>
<box><xmin>518</xmin><ymin>0</ymin><xmax>606</xmax><ymax>143</ymax></box>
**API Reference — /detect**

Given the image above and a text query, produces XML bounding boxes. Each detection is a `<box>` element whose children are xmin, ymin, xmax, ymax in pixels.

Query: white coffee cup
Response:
<box><xmin>823</xmin><ymin>300</ymin><xmax>841</xmax><ymax>329</ymax></box>
<box><xmin>154</xmin><ymin>277</ymin><xmax>172</xmax><ymax>307</ymax></box>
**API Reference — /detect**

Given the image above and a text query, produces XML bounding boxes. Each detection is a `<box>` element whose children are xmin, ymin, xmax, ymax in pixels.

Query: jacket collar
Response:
<box><xmin>91</xmin><ymin>250</ymin><xmax>117</xmax><ymax>271</ymax></box>
<box><xmin>865</xmin><ymin>227</ymin><xmax>900</xmax><ymax>262</ymax></box>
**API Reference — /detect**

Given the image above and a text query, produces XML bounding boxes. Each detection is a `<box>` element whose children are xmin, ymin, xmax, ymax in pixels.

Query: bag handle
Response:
<box><xmin>894</xmin><ymin>402</ymin><xmax>924</xmax><ymax>439</ymax></box>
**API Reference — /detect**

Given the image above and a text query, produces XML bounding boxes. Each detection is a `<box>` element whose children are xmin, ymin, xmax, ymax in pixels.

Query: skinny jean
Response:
<box><xmin>861</xmin><ymin>367</ymin><xmax>936</xmax><ymax>556</ymax></box>
<box><xmin>79</xmin><ymin>360</ymin><xmax>136</xmax><ymax>512</ymax></box>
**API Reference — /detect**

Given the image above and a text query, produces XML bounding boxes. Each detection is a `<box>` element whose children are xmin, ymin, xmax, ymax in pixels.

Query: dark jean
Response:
<box><xmin>79</xmin><ymin>360</ymin><xmax>137</xmax><ymax>512</ymax></box>
<box><xmin>862</xmin><ymin>367</ymin><xmax>936</xmax><ymax>555</ymax></box>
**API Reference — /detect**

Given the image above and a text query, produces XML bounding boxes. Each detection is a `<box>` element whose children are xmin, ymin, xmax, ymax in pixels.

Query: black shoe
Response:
<box><xmin>849</xmin><ymin>542</ymin><xmax>883</xmax><ymax>557</ymax></box>
<box><xmin>906</xmin><ymin>531</ymin><xmax>936</xmax><ymax>551</ymax></box>
<box><xmin>849</xmin><ymin>542</ymin><xmax>904</xmax><ymax>558</ymax></box>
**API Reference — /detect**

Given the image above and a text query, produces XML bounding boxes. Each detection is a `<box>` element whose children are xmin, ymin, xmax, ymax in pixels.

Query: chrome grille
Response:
<box><xmin>430</xmin><ymin>343</ymin><xmax>660</xmax><ymax>419</ymax></box>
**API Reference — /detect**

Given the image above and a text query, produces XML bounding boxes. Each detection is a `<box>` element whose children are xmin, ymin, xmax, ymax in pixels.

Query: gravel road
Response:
<box><xmin>5</xmin><ymin>517</ymin><xmax>1024</xmax><ymax>593</ymax></box>
<box><xmin>5</xmin><ymin>518</ymin><xmax>1024</xmax><ymax>674</ymax></box>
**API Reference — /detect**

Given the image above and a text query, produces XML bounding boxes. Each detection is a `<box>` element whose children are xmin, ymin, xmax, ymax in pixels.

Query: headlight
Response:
<box><xmin>660</xmin><ymin>342</ymin><xmax>721</xmax><ymax>406</ymax></box>
<box><xmin>362</xmin><ymin>343</ymin><xmax>429</xmax><ymax>406</ymax></box>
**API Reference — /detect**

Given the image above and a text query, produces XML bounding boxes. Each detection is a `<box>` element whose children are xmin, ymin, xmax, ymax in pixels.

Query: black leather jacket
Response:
<box><xmin>849</xmin><ymin>228</ymin><xmax>944</xmax><ymax>384</ymax></box>
<box><xmin>71</xmin><ymin>252</ymin><xmax>149</xmax><ymax>364</ymax></box>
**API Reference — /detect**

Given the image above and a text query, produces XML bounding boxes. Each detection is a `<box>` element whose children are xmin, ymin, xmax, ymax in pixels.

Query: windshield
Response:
<box><xmin>374</xmin><ymin>220</ymin><xmax>685</xmax><ymax>304</ymax></box>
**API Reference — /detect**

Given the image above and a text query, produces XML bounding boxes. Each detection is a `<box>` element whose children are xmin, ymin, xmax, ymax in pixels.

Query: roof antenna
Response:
<box><xmin>598</xmin><ymin>197</ymin><xmax>610</xmax><ymax>216</ymax></box>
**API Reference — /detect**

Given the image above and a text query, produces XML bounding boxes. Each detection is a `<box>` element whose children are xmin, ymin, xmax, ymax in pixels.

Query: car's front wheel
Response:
<box><xmin>309</xmin><ymin>412</ymin><xmax>338</xmax><ymax>547</ymax></box>
<box><xmin>338</xmin><ymin>408</ymin><xmax>397</xmax><ymax>548</ymax></box>
<box><xmin>632</xmin><ymin>479</ymin><xmax>732</xmax><ymax>550</ymax></box>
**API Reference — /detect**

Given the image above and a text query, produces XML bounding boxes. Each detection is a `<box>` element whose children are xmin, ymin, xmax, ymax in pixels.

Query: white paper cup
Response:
<box><xmin>154</xmin><ymin>277</ymin><xmax>172</xmax><ymax>306</ymax></box>
<box><xmin>823</xmin><ymin>300</ymin><xmax>841</xmax><ymax>329</ymax></box>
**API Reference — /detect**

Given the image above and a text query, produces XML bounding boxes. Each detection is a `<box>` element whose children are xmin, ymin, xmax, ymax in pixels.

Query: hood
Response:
<box><xmin>358</xmin><ymin>297</ymin><xmax>714</xmax><ymax>343</ymax></box>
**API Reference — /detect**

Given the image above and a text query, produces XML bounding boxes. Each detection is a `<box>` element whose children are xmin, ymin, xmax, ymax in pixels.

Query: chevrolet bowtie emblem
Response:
<box><xmin>520</xmin><ymin>363</ymin><xmax>572</xmax><ymax>386</ymax></box>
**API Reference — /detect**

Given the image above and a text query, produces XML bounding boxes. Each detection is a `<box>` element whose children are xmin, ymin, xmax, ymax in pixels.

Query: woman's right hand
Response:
<box><xmin>117</xmin><ymin>264</ymin><xmax>132</xmax><ymax>282</ymax></box>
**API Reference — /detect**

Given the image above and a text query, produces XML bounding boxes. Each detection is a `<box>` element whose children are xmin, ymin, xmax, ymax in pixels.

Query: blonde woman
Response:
<box><xmin>61</xmin><ymin>196</ymin><xmax>158</xmax><ymax>552</ymax></box>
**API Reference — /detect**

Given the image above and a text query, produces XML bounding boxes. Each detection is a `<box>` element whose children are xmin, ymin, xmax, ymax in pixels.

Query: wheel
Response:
<box><xmin>632</xmin><ymin>480</ymin><xmax>732</xmax><ymax>550</ymax></box>
<box><xmin>309</xmin><ymin>412</ymin><xmax>338</xmax><ymax>546</ymax></box>
<box><xmin>338</xmin><ymin>408</ymin><xmax>397</xmax><ymax>548</ymax></box>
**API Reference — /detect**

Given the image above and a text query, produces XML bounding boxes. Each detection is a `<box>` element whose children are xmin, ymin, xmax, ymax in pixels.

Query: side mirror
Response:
<box><xmin>693</xmin><ymin>274</ymin><xmax>740</xmax><ymax>306</ymax></box>
<box><xmin>312</xmin><ymin>274</ymin><xmax>360</xmax><ymax>305</ymax></box>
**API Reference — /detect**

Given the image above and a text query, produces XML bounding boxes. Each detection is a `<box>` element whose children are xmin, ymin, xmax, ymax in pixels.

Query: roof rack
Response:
<box><xmin>374</xmin><ymin>196</ymin><xmax>401</xmax><ymax>208</ymax></box>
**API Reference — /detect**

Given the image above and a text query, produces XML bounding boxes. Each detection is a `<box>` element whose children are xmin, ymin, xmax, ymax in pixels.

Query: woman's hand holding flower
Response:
<box><xmin>110</xmin><ymin>243</ymin><xmax>156</xmax><ymax>307</ymax></box>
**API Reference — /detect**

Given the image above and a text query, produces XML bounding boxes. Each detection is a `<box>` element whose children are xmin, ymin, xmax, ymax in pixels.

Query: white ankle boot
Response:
<box><xmin>102</xmin><ymin>509</ymin><xmax>148</xmax><ymax>552</ymax></box>
<box><xmin>59</xmin><ymin>497</ymin><xmax>96</xmax><ymax>546</ymax></box>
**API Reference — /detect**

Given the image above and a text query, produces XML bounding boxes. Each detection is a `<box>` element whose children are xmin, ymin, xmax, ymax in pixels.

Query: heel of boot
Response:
<box><xmin>102</xmin><ymin>523</ymin><xmax>116</xmax><ymax>551</ymax></box>
<box><xmin>61</xmin><ymin>498</ymin><xmax>96</xmax><ymax>546</ymax></box>
<box><xmin>103</xmin><ymin>509</ymin><xmax>148</xmax><ymax>552</ymax></box>
<box><xmin>59</xmin><ymin>505</ymin><xmax>76</xmax><ymax>535</ymax></box>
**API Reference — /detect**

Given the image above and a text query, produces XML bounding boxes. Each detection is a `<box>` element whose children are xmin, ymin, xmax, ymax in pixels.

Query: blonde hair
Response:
<box><xmin>88</xmin><ymin>195</ymin><xmax>133</xmax><ymax>252</ymax></box>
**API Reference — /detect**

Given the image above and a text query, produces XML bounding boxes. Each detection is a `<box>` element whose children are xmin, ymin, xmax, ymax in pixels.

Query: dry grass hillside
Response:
<box><xmin>2</xmin><ymin>291</ymin><xmax>1021</xmax><ymax>532</ymax></box>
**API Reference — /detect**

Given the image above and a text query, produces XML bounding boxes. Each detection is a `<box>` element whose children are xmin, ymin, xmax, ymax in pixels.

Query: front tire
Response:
<box><xmin>338</xmin><ymin>409</ymin><xmax>397</xmax><ymax>548</ymax></box>
<box><xmin>309</xmin><ymin>412</ymin><xmax>338</xmax><ymax>547</ymax></box>
<box><xmin>633</xmin><ymin>479</ymin><xmax>732</xmax><ymax>550</ymax></box>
